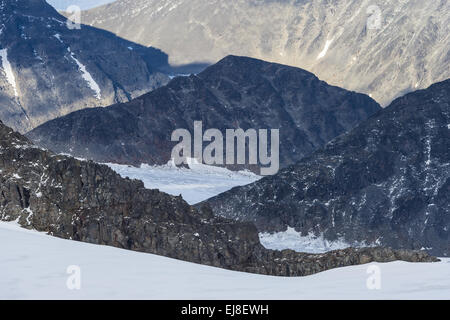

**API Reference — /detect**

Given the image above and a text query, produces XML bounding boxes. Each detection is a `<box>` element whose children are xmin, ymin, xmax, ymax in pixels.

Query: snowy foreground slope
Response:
<box><xmin>1</xmin><ymin>222</ymin><xmax>449</xmax><ymax>300</ymax></box>
<box><xmin>106</xmin><ymin>159</ymin><xmax>260</xmax><ymax>204</ymax></box>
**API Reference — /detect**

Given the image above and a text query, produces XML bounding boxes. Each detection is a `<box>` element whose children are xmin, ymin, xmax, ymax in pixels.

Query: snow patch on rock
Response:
<box><xmin>317</xmin><ymin>38</ymin><xmax>334</xmax><ymax>60</ymax></box>
<box><xmin>67</xmin><ymin>47</ymin><xmax>102</xmax><ymax>100</ymax></box>
<box><xmin>0</xmin><ymin>48</ymin><xmax>18</xmax><ymax>96</ymax></box>
<box><xmin>259</xmin><ymin>227</ymin><xmax>376</xmax><ymax>254</ymax></box>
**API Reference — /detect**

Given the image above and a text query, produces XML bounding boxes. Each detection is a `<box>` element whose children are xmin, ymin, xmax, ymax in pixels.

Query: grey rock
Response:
<box><xmin>27</xmin><ymin>55</ymin><xmax>380</xmax><ymax>171</ymax></box>
<box><xmin>204</xmin><ymin>79</ymin><xmax>450</xmax><ymax>257</ymax></box>
<box><xmin>0</xmin><ymin>0</ymin><xmax>170</xmax><ymax>133</ymax></box>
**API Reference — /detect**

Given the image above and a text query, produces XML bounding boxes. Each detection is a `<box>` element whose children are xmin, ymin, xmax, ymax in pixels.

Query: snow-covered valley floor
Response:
<box><xmin>105</xmin><ymin>159</ymin><xmax>261</xmax><ymax>205</ymax></box>
<box><xmin>1</xmin><ymin>222</ymin><xmax>449</xmax><ymax>300</ymax></box>
<box><xmin>259</xmin><ymin>227</ymin><xmax>374</xmax><ymax>254</ymax></box>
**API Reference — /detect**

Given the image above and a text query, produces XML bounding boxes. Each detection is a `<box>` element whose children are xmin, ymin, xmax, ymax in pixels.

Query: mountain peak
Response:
<box><xmin>205</xmin><ymin>79</ymin><xmax>450</xmax><ymax>256</ymax></box>
<box><xmin>200</xmin><ymin>55</ymin><xmax>317</xmax><ymax>81</ymax></box>
<box><xmin>0</xmin><ymin>0</ymin><xmax>58</xmax><ymax>17</ymax></box>
<box><xmin>0</xmin><ymin>0</ymin><xmax>169</xmax><ymax>133</ymax></box>
<box><xmin>28</xmin><ymin>57</ymin><xmax>380</xmax><ymax>170</ymax></box>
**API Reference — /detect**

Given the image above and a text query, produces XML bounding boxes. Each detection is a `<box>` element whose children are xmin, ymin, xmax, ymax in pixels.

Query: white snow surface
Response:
<box><xmin>53</xmin><ymin>33</ymin><xmax>63</xmax><ymax>43</ymax></box>
<box><xmin>1</xmin><ymin>221</ymin><xmax>449</xmax><ymax>300</ymax></box>
<box><xmin>0</xmin><ymin>48</ymin><xmax>18</xmax><ymax>96</ymax></box>
<box><xmin>316</xmin><ymin>38</ymin><xmax>334</xmax><ymax>60</ymax></box>
<box><xmin>67</xmin><ymin>47</ymin><xmax>102</xmax><ymax>99</ymax></box>
<box><xmin>259</xmin><ymin>227</ymin><xmax>377</xmax><ymax>254</ymax></box>
<box><xmin>105</xmin><ymin>158</ymin><xmax>260</xmax><ymax>204</ymax></box>
<box><xmin>168</xmin><ymin>73</ymin><xmax>191</xmax><ymax>79</ymax></box>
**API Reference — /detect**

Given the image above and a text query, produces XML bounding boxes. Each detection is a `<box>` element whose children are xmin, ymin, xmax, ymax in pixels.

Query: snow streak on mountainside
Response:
<box><xmin>1</xmin><ymin>222</ymin><xmax>449</xmax><ymax>300</ymax></box>
<box><xmin>82</xmin><ymin>0</ymin><xmax>450</xmax><ymax>106</ymax></box>
<box><xmin>0</xmin><ymin>0</ymin><xmax>169</xmax><ymax>133</ymax></box>
<box><xmin>0</xmin><ymin>48</ymin><xmax>18</xmax><ymax>96</ymax></box>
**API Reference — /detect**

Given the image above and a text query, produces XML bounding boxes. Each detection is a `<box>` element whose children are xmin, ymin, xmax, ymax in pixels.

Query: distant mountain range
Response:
<box><xmin>0</xmin><ymin>0</ymin><xmax>170</xmax><ymax>133</ymax></box>
<box><xmin>205</xmin><ymin>79</ymin><xmax>450</xmax><ymax>257</ymax></box>
<box><xmin>81</xmin><ymin>0</ymin><xmax>450</xmax><ymax>106</ymax></box>
<box><xmin>27</xmin><ymin>55</ymin><xmax>381</xmax><ymax>171</ymax></box>
<box><xmin>0</xmin><ymin>119</ymin><xmax>438</xmax><ymax>276</ymax></box>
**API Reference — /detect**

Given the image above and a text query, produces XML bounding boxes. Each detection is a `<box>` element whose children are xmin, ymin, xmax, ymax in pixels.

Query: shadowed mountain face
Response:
<box><xmin>81</xmin><ymin>0</ymin><xmax>450</xmax><ymax>106</ymax></box>
<box><xmin>204</xmin><ymin>79</ymin><xmax>450</xmax><ymax>257</ymax></box>
<box><xmin>0</xmin><ymin>119</ymin><xmax>439</xmax><ymax>276</ymax></box>
<box><xmin>0</xmin><ymin>0</ymin><xmax>170</xmax><ymax>133</ymax></box>
<box><xmin>27</xmin><ymin>55</ymin><xmax>381</xmax><ymax>171</ymax></box>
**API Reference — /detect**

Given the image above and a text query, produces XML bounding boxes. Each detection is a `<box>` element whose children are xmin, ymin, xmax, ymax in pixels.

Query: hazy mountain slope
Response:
<box><xmin>48</xmin><ymin>0</ymin><xmax>115</xmax><ymax>10</ymax></box>
<box><xmin>205</xmin><ymin>79</ymin><xmax>450</xmax><ymax>257</ymax></box>
<box><xmin>81</xmin><ymin>0</ymin><xmax>450</xmax><ymax>106</ymax></box>
<box><xmin>0</xmin><ymin>0</ymin><xmax>169</xmax><ymax>133</ymax></box>
<box><xmin>0</xmin><ymin>119</ymin><xmax>437</xmax><ymax>276</ymax></box>
<box><xmin>27</xmin><ymin>55</ymin><xmax>381</xmax><ymax>171</ymax></box>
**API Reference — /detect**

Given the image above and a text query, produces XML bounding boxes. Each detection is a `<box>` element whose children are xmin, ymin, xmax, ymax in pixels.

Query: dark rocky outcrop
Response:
<box><xmin>0</xmin><ymin>120</ymin><xmax>438</xmax><ymax>276</ymax></box>
<box><xmin>27</xmin><ymin>55</ymin><xmax>381</xmax><ymax>171</ymax></box>
<box><xmin>204</xmin><ymin>79</ymin><xmax>450</xmax><ymax>257</ymax></box>
<box><xmin>0</xmin><ymin>0</ymin><xmax>170</xmax><ymax>133</ymax></box>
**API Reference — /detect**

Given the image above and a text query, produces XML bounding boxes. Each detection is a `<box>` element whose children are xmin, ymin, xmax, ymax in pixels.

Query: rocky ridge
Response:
<box><xmin>27</xmin><ymin>55</ymin><xmax>381</xmax><ymax>172</ymax></box>
<box><xmin>0</xmin><ymin>119</ymin><xmax>439</xmax><ymax>276</ymax></box>
<box><xmin>205</xmin><ymin>79</ymin><xmax>450</xmax><ymax>257</ymax></box>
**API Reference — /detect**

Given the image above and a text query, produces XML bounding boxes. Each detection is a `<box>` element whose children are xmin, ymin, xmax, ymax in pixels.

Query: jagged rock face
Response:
<box><xmin>27</xmin><ymin>55</ymin><xmax>380</xmax><ymax>171</ymax></box>
<box><xmin>0</xmin><ymin>120</ymin><xmax>439</xmax><ymax>275</ymax></box>
<box><xmin>0</xmin><ymin>0</ymin><xmax>170</xmax><ymax>133</ymax></box>
<box><xmin>81</xmin><ymin>0</ymin><xmax>450</xmax><ymax>106</ymax></box>
<box><xmin>205</xmin><ymin>79</ymin><xmax>450</xmax><ymax>257</ymax></box>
